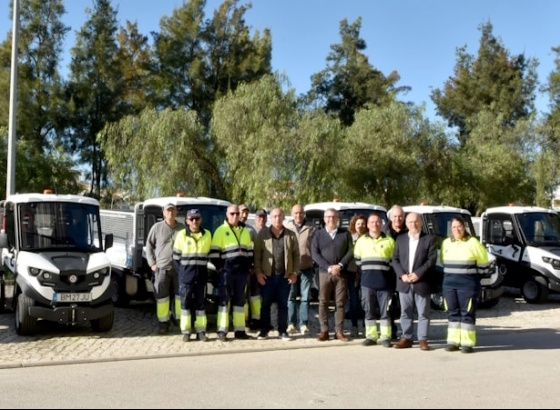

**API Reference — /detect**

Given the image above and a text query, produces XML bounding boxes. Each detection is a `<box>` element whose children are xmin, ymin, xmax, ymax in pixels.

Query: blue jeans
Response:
<box><xmin>288</xmin><ymin>268</ymin><xmax>315</xmax><ymax>327</ymax></box>
<box><xmin>260</xmin><ymin>274</ymin><xmax>291</xmax><ymax>334</ymax></box>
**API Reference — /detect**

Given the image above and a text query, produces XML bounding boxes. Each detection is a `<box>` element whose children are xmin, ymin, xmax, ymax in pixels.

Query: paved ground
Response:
<box><xmin>1</xmin><ymin>288</ymin><xmax>559</xmax><ymax>369</ymax></box>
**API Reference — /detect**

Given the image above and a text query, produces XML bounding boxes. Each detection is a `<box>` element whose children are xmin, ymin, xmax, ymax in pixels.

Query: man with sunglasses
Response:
<box><xmin>210</xmin><ymin>205</ymin><xmax>254</xmax><ymax>341</ymax></box>
<box><xmin>173</xmin><ymin>209</ymin><xmax>212</xmax><ymax>342</ymax></box>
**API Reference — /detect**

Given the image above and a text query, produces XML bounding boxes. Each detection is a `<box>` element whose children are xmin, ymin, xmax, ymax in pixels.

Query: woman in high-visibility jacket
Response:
<box><xmin>440</xmin><ymin>217</ymin><xmax>489</xmax><ymax>353</ymax></box>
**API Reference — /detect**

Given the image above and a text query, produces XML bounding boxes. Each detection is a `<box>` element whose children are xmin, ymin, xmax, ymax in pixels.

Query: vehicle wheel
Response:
<box><xmin>111</xmin><ymin>274</ymin><xmax>130</xmax><ymax>307</ymax></box>
<box><xmin>430</xmin><ymin>292</ymin><xmax>445</xmax><ymax>311</ymax></box>
<box><xmin>15</xmin><ymin>293</ymin><xmax>37</xmax><ymax>336</ymax></box>
<box><xmin>479</xmin><ymin>297</ymin><xmax>500</xmax><ymax>309</ymax></box>
<box><xmin>91</xmin><ymin>309</ymin><xmax>114</xmax><ymax>332</ymax></box>
<box><xmin>521</xmin><ymin>278</ymin><xmax>548</xmax><ymax>304</ymax></box>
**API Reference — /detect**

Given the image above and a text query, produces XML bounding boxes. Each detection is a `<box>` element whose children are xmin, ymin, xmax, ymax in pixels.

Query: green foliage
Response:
<box><xmin>307</xmin><ymin>18</ymin><xmax>408</xmax><ymax>127</ymax></box>
<box><xmin>99</xmin><ymin>107</ymin><xmax>217</xmax><ymax>201</ymax></box>
<box><xmin>431</xmin><ymin>22</ymin><xmax>537</xmax><ymax>145</ymax></box>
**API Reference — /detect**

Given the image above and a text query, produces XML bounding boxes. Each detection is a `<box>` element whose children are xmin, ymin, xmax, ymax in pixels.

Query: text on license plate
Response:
<box><xmin>56</xmin><ymin>293</ymin><xmax>92</xmax><ymax>303</ymax></box>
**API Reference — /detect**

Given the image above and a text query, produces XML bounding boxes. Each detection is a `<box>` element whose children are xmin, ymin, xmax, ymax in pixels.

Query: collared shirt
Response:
<box><xmin>408</xmin><ymin>232</ymin><xmax>420</xmax><ymax>273</ymax></box>
<box><xmin>326</xmin><ymin>228</ymin><xmax>338</xmax><ymax>240</ymax></box>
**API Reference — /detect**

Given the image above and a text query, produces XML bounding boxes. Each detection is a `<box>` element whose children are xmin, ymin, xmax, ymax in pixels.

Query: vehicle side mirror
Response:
<box><xmin>104</xmin><ymin>233</ymin><xmax>113</xmax><ymax>251</ymax></box>
<box><xmin>0</xmin><ymin>233</ymin><xmax>8</xmax><ymax>249</ymax></box>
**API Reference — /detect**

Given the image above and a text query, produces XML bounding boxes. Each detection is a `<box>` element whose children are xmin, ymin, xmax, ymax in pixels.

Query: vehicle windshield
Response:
<box><xmin>516</xmin><ymin>212</ymin><xmax>560</xmax><ymax>246</ymax></box>
<box><xmin>144</xmin><ymin>205</ymin><xmax>229</xmax><ymax>237</ymax></box>
<box><xmin>19</xmin><ymin>202</ymin><xmax>102</xmax><ymax>251</ymax></box>
<box><xmin>305</xmin><ymin>208</ymin><xmax>387</xmax><ymax>229</ymax></box>
<box><xmin>425</xmin><ymin>212</ymin><xmax>477</xmax><ymax>240</ymax></box>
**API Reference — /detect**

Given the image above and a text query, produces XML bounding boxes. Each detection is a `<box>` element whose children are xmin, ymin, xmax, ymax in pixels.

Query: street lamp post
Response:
<box><xmin>7</xmin><ymin>0</ymin><xmax>19</xmax><ymax>196</ymax></box>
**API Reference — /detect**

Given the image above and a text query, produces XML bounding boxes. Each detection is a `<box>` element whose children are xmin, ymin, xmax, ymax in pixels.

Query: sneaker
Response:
<box><xmin>197</xmin><ymin>332</ymin><xmax>208</xmax><ymax>342</ymax></box>
<box><xmin>286</xmin><ymin>324</ymin><xmax>297</xmax><ymax>335</ymax></box>
<box><xmin>217</xmin><ymin>332</ymin><xmax>227</xmax><ymax>342</ymax></box>
<box><xmin>300</xmin><ymin>324</ymin><xmax>309</xmax><ymax>336</ymax></box>
<box><xmin>381</xmin><ymin>340</ymin><xmax>392</xmax><ymax>348</ymax></box>
<box><xmin>280</xmin><ymin>332</ymin><xmax>292</xmax><ymax>341</ymax></box>
<box><xmin>158</xmin><ymin>322</ymin><xmax>170</xmax><ymax>335</ymax></box>
<box><xmin>182</xmin><ymin>333</ymin><xmax>191</xmax><ymax>342</ymax></box>
<box><xmin>350</xmin><ymin>327</ymin><xmax>359</xmax><ymax>338</ymax></box>
<box><xmin>257</xmin><ymin>332</ymin><xmax>268</xmax><ymax>340</ymax></box>
<box><xmin>362</xmin><ymin>338</ymin><xmax>377</xmax><ymax>346</ymax></box>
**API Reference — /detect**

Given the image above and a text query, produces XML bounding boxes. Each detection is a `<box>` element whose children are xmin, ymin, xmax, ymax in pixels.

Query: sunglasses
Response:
<box><xmin>229</xmin><ymin>212</ymin><xmax>240</xmax><ymax>216</ymax></box>
<box><xmin>188</xmin><ymin>217</ymin><xmax>201</xmax><ymax>221</ymax></box>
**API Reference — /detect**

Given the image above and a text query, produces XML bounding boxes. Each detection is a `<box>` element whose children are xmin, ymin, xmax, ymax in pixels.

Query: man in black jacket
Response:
<box><xmin>311</xmin><ymin>208</ymin><xmax>354</xmax><ymax>342</ymax></box>
<box><xmin>391</xmin><ymin>212</ymin><xmax>437</xmax><ymax>350</ymax></box>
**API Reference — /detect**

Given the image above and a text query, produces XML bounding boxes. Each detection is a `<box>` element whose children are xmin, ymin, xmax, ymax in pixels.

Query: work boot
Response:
<box><xmin>234</xmin><ymin>331</ymin><xmax>252</xmax><ymax>340</ymax></box>
<box><xmin>158</xmin><ymin>322</ymin><xmax>170</xmax><ymax>335</ymax></box>
<box><xmin>197</xmin><ymin>332</ymin><xmax>208</xmax><ymax>342</ymax></box>
<box><xmin>182</xmin><ymin>333</ymin><xmax>191</xmax><ymax>342</ymax></box>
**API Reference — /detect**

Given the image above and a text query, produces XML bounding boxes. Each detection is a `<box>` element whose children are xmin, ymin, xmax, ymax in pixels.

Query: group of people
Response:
<box><xmin>145</xmin><ymin>202</ymin><xmax>490</xmax><ymax>353</ymax></box>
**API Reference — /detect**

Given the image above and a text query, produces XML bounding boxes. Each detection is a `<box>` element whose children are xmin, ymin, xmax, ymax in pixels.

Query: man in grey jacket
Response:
<box><xmin>285</xmin><ymin>204</ymin><xmax>316</xmax><ymax>336</ymax></box>
<box><xmin>146</xmin><ymin>203</ymin><xmax>185</xmax><ymax>335</ymax></box>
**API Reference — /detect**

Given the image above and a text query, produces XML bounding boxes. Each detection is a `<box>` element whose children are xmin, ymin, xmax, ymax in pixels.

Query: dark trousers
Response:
<box><xmin>346</xmin><ymin>271</ymin><xmax>363</xmax><ymax>327</ymax></box>
<box><xmin>219</xmin><ymin>270</ymin><xmax>249</xmax><ymax>308</ymax></box>
<box><xmin>443</xmin><ymin>286</ymin><xmax>479</xmax><ymax>325</ymax></box>
<box><xmin>179</xmin><ymin>272</ymin><xmax>207</xmax><ymax>312</ymax></box>
<box><xmin>318</xmin><ymin>272</ymin><xmax>347</xmax><ymax>333</ymax></box>
<box><xmin>260</xmin><ymin>274</ymin><xmax>291</xmax><ymax>334</ymax></box>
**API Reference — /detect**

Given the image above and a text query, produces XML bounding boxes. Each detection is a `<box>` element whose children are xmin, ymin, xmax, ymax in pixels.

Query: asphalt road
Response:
<box><xmin>0</xmin><ymin>329</ymin><xmax>558</xmax><ymax>409</ymax></box>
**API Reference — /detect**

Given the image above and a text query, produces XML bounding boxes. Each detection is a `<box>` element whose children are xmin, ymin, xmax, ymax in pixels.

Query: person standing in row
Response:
<box><xmin>172</xmin><ymin>209</ymin><xmax>212</xmax><ymax>342</ymax></box>
<box><xmin>312</xmin><ymin>208</ymin><xmax>354</xmax><ymax>342</ymax></box>
<box><xmin>254</xmin><ymin>208</ymin><xmax>299</xmax><ymax>341</ymax></box>
<box><xmin>146</xmin><ymin>203</ymin><xmax>185</xmax><ymax>335</ymax></box>
<box><xmin>440</xmin><ymin>217</ymin><xmax>489</xmax><ymax>353</ymax></box>
<box><xmin>210</xmin><ymin>205</ymin><xmax>253</xmax><ymax>341</ymax></box>
<box><xmin>285</xmin><ymin>204</ymin><xmax>316</xmax><ymax>336</ymax></box>
<box><xmin>347</xmin><ymin>214</ymin><xmax>367</xmax><ymax>338</ymax></box>
<box><xmin>382</xmin><ymin>205</ymin><xmax>408</xmax><ymax>339</ymax></box>
<box><xmin>239</xmin><ymin>204</ymin><xmax>261</xmax><ymax>331</ymax></box>
<box><xmin>354</xmin><ymin>213</ymin><xmax>395</xmax><ymax>347</ymax></box>
<box><xmin>392</xmin><ymin>212</ymin><xmax>437</xmax><ymax>350</ymax></box>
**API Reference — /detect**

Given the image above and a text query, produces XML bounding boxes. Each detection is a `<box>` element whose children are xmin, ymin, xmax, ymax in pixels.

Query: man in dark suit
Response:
<box><xmin>391</xmin><ymin>212</ymin><xmax>437</xmax><ymax>350</ymax></box>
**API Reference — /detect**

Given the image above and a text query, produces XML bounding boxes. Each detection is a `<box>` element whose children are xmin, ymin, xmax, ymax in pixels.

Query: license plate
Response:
<box><xmin>55</xmin><ymin>293</ymin><xmax>92</xmax><ymax>303</ymax></box>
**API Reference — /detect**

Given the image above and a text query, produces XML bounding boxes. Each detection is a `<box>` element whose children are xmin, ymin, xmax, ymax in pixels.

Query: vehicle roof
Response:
<box><xmin>142</xmin><ymin>196</ymin><xmax>231</xmax><ymax>209</ymax></box>
<box><xmin>484</xmin><ymin>206</ymin><xmax>557</xmax><ymax>215</ymax></box>
<box><xmin>403</xmin><ymin>205</ymin><xmax>471</xmax><ymax>215</ymax></box>
<box><xmin>304</xmin><ymin>202</ymin><xmax>387</xmax><ymax>212</ymax></box>
<box><xmin>3</xmin><ymin>193</ymin><xmax>100</xmax><ymax>206</ymax></box>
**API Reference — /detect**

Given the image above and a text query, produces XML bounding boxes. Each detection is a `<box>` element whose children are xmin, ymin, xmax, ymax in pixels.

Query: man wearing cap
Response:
<box><xmin>173</xmin><ymin>209</ymin><xmax>212</xmax><ymax>342</ymax></box>
<box><xmin>146</xmin><ymin>203</ymin><xmax>185</xmax><ymax>335</ymax></box>
<box><xmin>255</xmin><ymin>209</ymin><xmax>268</xmax><ymax>232</ymax></box>
<box><xmin>210</xmin><ymin>204</ymin><xmax>254</xmax><ymax>341</ymax></box>
<box><xmin>239</xmin><ymin>204</ymin><xmax>261</xmax><ymax>331</ymax></box>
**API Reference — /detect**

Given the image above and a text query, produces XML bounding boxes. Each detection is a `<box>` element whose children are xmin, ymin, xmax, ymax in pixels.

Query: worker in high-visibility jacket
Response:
<box><xmin>440</xmin><ymin>216</ymin><xmax>489</xmax><ymax>353</ymax></box>
<box><xmin>354</xmin><ymin>213</ymin><xmax>395</xmax><ymax>346</ymax></box>
<box><xmin>210</xmin><ymin>204</ymin><xmax>254</xmax><ymax>341</ymax></box>
<box><xmin>172</xmin><ymin>209</ymin><xmax>212</xmax><ymax>342</ymax></box>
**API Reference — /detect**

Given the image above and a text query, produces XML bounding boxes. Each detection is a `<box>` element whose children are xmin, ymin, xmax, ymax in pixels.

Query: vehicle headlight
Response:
<box><xmin>94</xmin><ymin>267</ymin><xmax>110</xmax><ymax>276</ymax></box>
<box><xmin>542</xmin><ymin>257</ymin><xmax>560</xmax><ymax>270</ymax></box>
<box><xmin>28</xmin><ymin>267</ymin><xmax>40</xmax><ymax>276</ymax></box>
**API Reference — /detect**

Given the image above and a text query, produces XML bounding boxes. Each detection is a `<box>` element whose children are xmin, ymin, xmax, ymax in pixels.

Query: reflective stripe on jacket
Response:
<box><xmin>172</xmin><ymin>228</ymin><xmax>212</xmax><ymax>283</ymax></box>
<box><xmin>354</xmin><ymin>233</ymin><xmax>395</xmax><ymax>289</ymax></box>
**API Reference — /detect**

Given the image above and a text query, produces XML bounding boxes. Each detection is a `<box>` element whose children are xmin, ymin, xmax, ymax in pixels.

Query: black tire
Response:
<box><xmin>91</xmin><ymin>309</ymin><xmax>114</xmax><ymax>332</ymax></box>
<box><xmin>15</xmin><ymin>293</ymin><xmax>37</xmax><ymax>336</ymax></box>
<box><xmin>521</xmin><ymin>278</ymin><xmax>548</xmax><ymax>304</ymax></box>
<box><xmin>430</xmin><ymin>292</ymin><xmax>445</xmax><ymax>311</ymax></box>
<box><xmin>111</xmin><ymin>274</ymin><xmax>130</xmax><ymax>307</ymax></box>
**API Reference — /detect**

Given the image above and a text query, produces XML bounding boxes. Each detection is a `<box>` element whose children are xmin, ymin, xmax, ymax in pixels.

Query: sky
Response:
<box><xmin>1</xmin><ymin>0</ymin><xmax>560</xmax><ymax>120</ymax></box>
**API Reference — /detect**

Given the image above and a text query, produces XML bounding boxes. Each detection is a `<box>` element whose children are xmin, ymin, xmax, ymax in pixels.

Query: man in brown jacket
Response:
<box><xmin>254</xmin><ymin>208</ymin><xmax>300</xmax><ymax>341</ymax></box>
<box><xmin>285</xmin><ymin>204</ymin><xmax>317</xmax><ymax>336</ymax></box>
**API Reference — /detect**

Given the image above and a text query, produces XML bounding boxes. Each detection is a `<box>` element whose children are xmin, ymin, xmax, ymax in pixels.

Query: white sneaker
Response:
<box><xmin>287</xmin><ymin>324</ymin><xmax>297</xmax><ymax>335</ymax></box>
<box><xmin>300</xmin><ymin>324</ymin><xmax>309</xmax><ymax>336</ymax></box>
